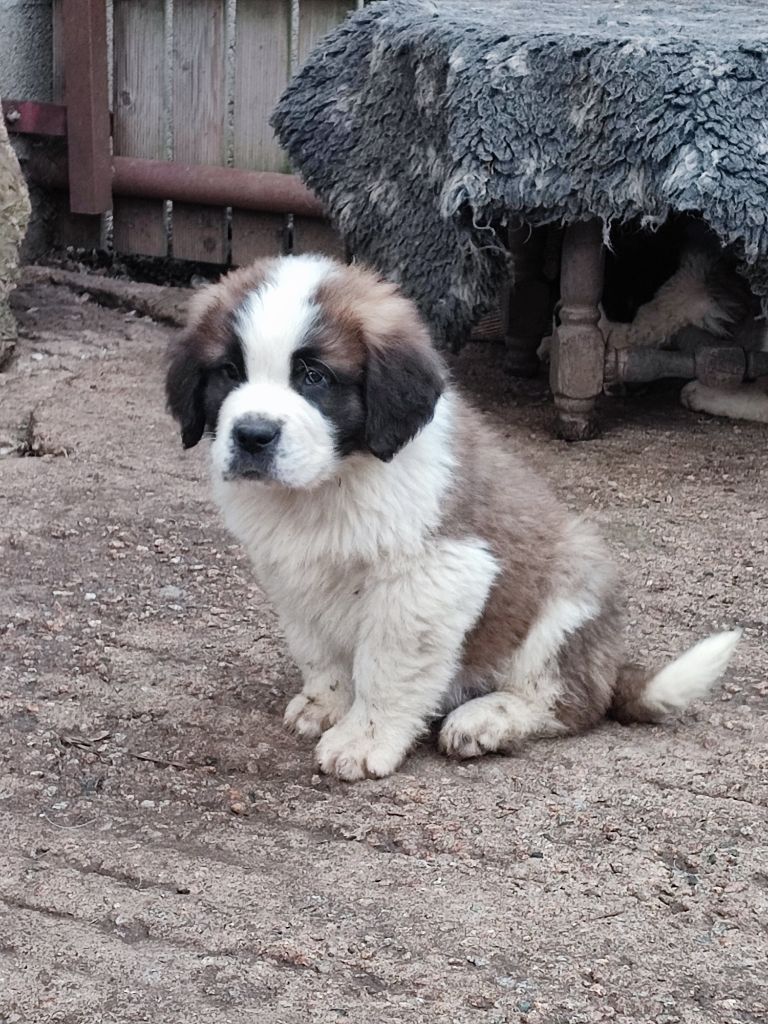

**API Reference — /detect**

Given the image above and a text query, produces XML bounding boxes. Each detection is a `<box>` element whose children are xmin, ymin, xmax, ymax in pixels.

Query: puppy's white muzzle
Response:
<box><xmin>211</xmin><ymin>381</ymin><xmax>339</xmax><ymax>488</ymax></box>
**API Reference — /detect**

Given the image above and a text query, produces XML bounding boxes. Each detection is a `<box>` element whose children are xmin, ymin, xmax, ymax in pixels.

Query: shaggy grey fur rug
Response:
<box><xmin>273</xmin><ymin>0</ymin><xmax>768</xmax><ymax>347</ymax></box>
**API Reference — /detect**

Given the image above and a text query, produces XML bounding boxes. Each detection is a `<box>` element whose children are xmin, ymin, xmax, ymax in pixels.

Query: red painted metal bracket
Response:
<box><xmin>2</xmin><ymin>100</ymin><xmax>67</xmax><ymax>137</ymax></box>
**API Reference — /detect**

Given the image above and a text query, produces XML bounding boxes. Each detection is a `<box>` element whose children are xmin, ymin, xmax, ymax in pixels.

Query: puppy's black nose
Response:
<box><xmin>234</xmin><ymin>417</ymin><xmax>281</xmax><ymax>454</ymax></box>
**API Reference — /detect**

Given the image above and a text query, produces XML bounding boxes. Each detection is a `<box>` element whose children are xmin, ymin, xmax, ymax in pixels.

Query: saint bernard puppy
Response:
<box><xmin>166</xmin><ymin>255</ymin><xmax>740</xmax><ymax>781</ymax></box>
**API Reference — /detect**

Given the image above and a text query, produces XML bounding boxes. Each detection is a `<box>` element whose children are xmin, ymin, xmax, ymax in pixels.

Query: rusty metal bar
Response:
<box><xmin>114</xmin><ymin>157</ymin><xmax>324</xmax><ymax>218</ymax></box>
<box><xmin>2</xmin><ymin>100</ymin><xmax>67</xmax><ymax>137</ymax></box>
<box><xmin>24</xmin><ymin>150</ymin><xmax>325</xmax><ymax>219</ymax></box>
<box><xmin>61</xmin><ymin>0</ymin><xmax>112</xmax><ymax>214</ymax></box>
<box><xmin>606</xmin><ymin>344</ymin><xmax>768</xmax><ymax>388</ymax></box>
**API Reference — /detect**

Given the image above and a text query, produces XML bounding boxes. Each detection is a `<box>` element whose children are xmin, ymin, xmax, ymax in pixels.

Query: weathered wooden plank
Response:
<box><xmin>112</xmin><ymin>0</ymin><xmax>167</xmax><ymax>257</ymax></box>
<box><xmin>291</xmin><ymin>217</ymin><xmax>346</xmax><ymax>260</ymax></box>
<box><xmin>172</xmin><ymin>0</ymin><xmax>228</xmax><ymax>264</ymax></box>
<box><xmin>293</xmin><ymin>0</ymin><xmax>353</xmax><ymax>258</ymax></box>
<box><xmin>231</xmin><ymin>212</ymin><xmax>288</xmax><ymax>266</ymax></box>
<box><xmin>297</xmin><ymin>0</ymin><xmax>354</xmax><ymax>65</ymax></box>
<box><xmin>231</xmin><ymin>0</ymin><xmax>291</xmax><ymax>264</ymax></box>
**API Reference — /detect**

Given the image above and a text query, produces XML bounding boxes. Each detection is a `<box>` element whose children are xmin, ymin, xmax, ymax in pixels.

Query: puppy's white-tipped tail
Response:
<box><xmin>610</xmin><ymin>630</ymin><xmax>741</xmax><ymax>724</ymax></box>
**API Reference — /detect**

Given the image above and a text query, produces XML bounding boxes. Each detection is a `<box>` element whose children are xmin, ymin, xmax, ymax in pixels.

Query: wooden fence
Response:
<box><xmin>4</xmin><ymin>0</ymin><xmax>504</xmax><ymax>340</ymax></box>
<box><xmin>49</xmin><ymin>0</ymin><xmax>362</xmax><ymax>265</ymax></box>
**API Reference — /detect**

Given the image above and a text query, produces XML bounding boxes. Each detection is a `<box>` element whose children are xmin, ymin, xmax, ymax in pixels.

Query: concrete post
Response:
<box><xmin>0</xmin><ymin>100</ymin><xmax>31</xmax><ymax>360</ymax></box>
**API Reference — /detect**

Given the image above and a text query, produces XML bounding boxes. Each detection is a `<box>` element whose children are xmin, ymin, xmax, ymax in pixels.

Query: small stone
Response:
<box><xmin>84</xmin><ymin>592</ymin><xmax>96</xmax><ymax>601</ymax></box>
<box><xmin>467</xmin><ymin>995</ymin><xmax>495</xmax><ymax>1010</ymax></box>
<box><xmin>229</xmin><ymin>793</ymin><xmax>249</xmax><ymax>816</ymax></box>
<box><xmin>139</xmin><ymin>800</ymin><xmax>156</xmax><ymax>809</ymax></box>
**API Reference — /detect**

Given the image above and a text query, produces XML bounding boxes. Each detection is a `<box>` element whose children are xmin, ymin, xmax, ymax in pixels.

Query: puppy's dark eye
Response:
<box><xmin>215</xmin><ymin>362</ymin><xmax>241</xmax><ymax>382</ymax></box>
<box><xmin>304</xmin><ymin>366</ymin><xmax>328</xmax><ymax>387</ymax></box>
<box><xmin>294</xmin><ymin>358</ymin><xmax>331</xmax><ymax>389</ymax></box>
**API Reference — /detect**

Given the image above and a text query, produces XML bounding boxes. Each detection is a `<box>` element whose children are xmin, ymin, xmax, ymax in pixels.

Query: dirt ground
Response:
<box><xmin>1</xmin><ymin>269</ymin><xmax>766</xmax><ymax>1024</ymax></box>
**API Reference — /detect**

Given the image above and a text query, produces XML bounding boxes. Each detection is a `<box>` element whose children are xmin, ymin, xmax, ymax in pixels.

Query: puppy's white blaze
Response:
<box><xmin>211</xmin><ymin>379</ymin><xmax>338</xmax><ymax>488</ymax></box>
<box><xmin>643</xmin><ymin>629</ymin><xmax>742</xmax><ymax>714</ymax></box>
<box><xmin>236</xmin><ymin>255</ymin><xmax>335</xmax><ymax>383</ymax></box>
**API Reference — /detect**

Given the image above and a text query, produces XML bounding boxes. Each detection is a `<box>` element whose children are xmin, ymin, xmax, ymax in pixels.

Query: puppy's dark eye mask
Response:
<box><xmin>211</xmin><ymin>360</ymin><xmax>244</xmax><ymax>383</ymax></box>
<box><xmin>291</xmin><ymin>353</ymin><xmax>335</xmax><ymax>391</ymax></box>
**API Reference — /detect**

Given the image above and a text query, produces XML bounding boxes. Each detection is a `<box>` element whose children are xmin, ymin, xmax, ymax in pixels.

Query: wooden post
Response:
<box><xmin>61</xmin><ymin>0</ymin><xmax>111</xmax><ymax>215</ymax></box>
<box><xmin>504</xmin><ymin>224</ymin><xmax>552</xmax><ymax>377</ymax></box>
<box><xmin>550</xmin><ymin>220</ymin><xmax>605</xmax><ymax>440</ymax></box>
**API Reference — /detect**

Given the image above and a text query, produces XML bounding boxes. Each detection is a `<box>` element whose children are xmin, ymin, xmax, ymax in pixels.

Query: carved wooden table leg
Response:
<box><xmin>550</xmin><ymin>220</ymin><xmax>606</xmax><ymax>440</ymax></box>
<box><xmin>504</xmin><ymin>225</ymin><xmax>552</xmax><ymax>377</ymax></box>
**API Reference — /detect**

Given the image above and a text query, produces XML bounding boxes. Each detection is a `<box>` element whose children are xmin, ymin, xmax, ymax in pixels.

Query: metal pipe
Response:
<box><xmin>607</xmin><ymin>344</ymin><xmax>768</xmax><ymax>388</ymax></box>
<box><xmin>113</xmin><ymin>157</ymin><xmax>324</xmax><ymax>218</ymax></box>
<box><xmin>607</xmin><ymin>347</ymin><xmax>694</xmax><ymax>385</ymax></box>
<box><xmin>23</xmin><ymin>150</ymin><xmax>326</xmax><ymax>219</ymax></box>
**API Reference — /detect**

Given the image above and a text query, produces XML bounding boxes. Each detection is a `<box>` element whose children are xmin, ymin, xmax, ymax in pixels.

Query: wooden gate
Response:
<box><xmin>9</xmin><ymin>0</ymin><xmax>363</xmax><ymax>265</ymax></box>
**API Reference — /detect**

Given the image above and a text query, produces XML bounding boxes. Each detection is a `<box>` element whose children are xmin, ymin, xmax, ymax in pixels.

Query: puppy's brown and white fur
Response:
<box><xmin>166</xmin><ymin>255</ymin><xmax>740</xmax><ymax>781</ymax></box>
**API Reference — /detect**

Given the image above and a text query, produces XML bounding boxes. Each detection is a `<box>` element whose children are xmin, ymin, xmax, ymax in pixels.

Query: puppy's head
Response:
<box><xmin>166</xmin><ymin>256</ymin><xmax>445</xmax><ymax>488</ymax></box>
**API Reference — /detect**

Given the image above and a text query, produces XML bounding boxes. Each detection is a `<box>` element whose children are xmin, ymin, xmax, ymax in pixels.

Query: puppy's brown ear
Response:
<box><xmin>166</xmin><ymin>335</ymin><xmax>207</xmax><ymax>449</ymax></box>
<box><xmin>365</xmin><ymin>343</ymin><xmax>445</xmax><ymax>462</ymax></box>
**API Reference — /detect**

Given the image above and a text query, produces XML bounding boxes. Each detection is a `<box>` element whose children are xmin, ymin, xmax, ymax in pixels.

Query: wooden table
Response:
<box><xmin>274</xmin><ymin>0</ymin><xmax>768</xmax><ymax>439</ymax></box>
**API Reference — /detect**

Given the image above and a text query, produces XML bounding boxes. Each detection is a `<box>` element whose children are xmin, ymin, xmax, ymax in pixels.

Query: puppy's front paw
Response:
<box><xmin>284</xmin><ymin>689</ymin><xmax>348</xmax><ymax>739</ymax></box>
<box><xmin>315</xmin><ymin>719</ymin><xmax>407</xmax><ymax>781</ymax></box>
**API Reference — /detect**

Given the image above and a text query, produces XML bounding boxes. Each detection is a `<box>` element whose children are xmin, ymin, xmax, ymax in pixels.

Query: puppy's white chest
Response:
<box><xmin>259</xmin><ymin>557</ymin><xmax>367</xmax><ymax>654</ymax></box>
